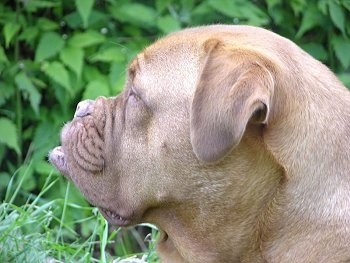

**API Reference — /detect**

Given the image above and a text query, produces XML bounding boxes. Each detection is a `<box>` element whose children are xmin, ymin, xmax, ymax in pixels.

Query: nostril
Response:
<box><xmin>74</xmin><ymin>100</ymin><xmax>94</xmax><ymax>118</ymax></box>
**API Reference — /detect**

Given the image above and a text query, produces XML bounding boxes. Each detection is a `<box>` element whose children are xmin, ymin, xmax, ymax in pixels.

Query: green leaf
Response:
<box><xmin>192</xmin><ymin>1</ymin><xmax>213</xmax><ymax>18</ymax></box>
<box><xmin>296</xmin><ymin>4</ymin><xmax>324</xmax><ymax>38</ymax></box>
<box><xmin>60</xmin><ymin>47</ymin><xmax>84</xmax><ymax>78</ymax></box>
<box><xmin>266</xmin><ymin>0</ymin><xmax>282</xmax><ymax>9</ymax></box>
<box><xmin>37</xmin><ymin>17</ymin><xmax>59</xmax><ymax>31</ymax></box>
<box><xmin>109</xmin><ymin>62</ymin><xmax>126</xmax><ymax>94</ymax></box>
<box><xmin>65</xmin><ymin>10</ymin><xmax>108</xmax><ymax>30</ymax></box>
<box><xmin>19</xmin><ymin>26</ymin><xmax>39</xmax><ymax>45</ymax></box>
<box><xmin>155</xmin><ymin>0</ymin><xmax>172</xmax><ymax>13</ymax></box>
<box><xmin>157</xmin><ymin>15</ymin><xmax>181</xmax><ymax>34</ymax></box>
<box><xmin>83</xmin><ymin>65</ymin><xmax>107</xmax><ymax>85</ymax></box>
<box><xmin>208</xmin><ymin>0</ymin><xmax>269</xmax><ymax>26</ymax></box>
<box><xmin>35</xmin><ymin>160</ymin><xmax>59</xmax><ymax>176</ymax></box>
<box><xmin>328</xmin><ymin>1</ymin><xmax>345</xmax><ymax>34</ymax></box>
<box><xmin>0</xmin><ymin>45</ymin><xmax>9</xmax><ymax>64</ymax></box>
<box><xmin>24</xmin><ymin>0</ymin><xmax>60</xmax><ymax>12</ymax></box>
<box><xmin>89</xmin><ymin>47</ymin><xmax>125</xmax><ymax>63</ymax></box>
<box><xmin>331</xmin><ymin>36</ymin><xmax>350</xmax><ymax>69</ymax></box>
<box><xmin>35</xmin><ymin>32</ymin><xmax>65</xmax><ymax>62</ymax></box>
<box><xmin>42</xmin><ymin>61</ymin><xmax>71</xmax><ymax>92</ymax></box>
<box><xmin>0</xmin><ymin>172</ymin><xmax>11</xmax><ymax>189</ymax></box>
<box><xmin>0</xmin><ymin>118</ymin><xmax>20</xmax><ymax>154</ymax></box>
<box><xmin>301</xmin><ymin>43</ymin><xmax>328</xmax><ymax>61</ymax></box>
<box><xmin>75</xmin><ymin>0</ymin><xmax>94</xmax><ymax>28</ymax></box>
<box><xmin>109</xmin><ymin>3</ymin><xmax>157</xmax><ymax>28</ymax></box>
<box><xmin>32</xmin><ymin>122</ymin><xmax>60</xmax><ymax>163</ymax></box>
<box><xmin>0</xmin><ymin>82</ymin><xmax>15</xmax><ymax>107</ymax></box>
<box><xmin>290</xmin><ymin>0</ymin><xmax>307</xmax><ymax>15</ymax></box>
<box><xmin>64</xmin><ymin>11</ymin><xmax>83</xmax><ymax>29</ymax></box>
<box><xmin>82</xmin><ymin>80</ymin><xmax>110</xmax><ymax>100</ymax></box>
<box><xmin>68</xmin><ymin>30</ymin><xmax>105</xmax><ymax>48</ymax></box>
<box><xmin>343</xmin><ymin>1</ymin><xmax>350</xmax><ymax>12</ymax></box>
<box><xmin>110</xmin><ymin>74</ymin><xmax>125</xmax><ymax>95</ymax></box>
<box><xmin>15</xmin><ymin>72</ymin><xmax>42</xmax><ymax>115</ymax></box>
<box><xmin>3</xmin><ymin>23</ymin><xmax>21</xmax><ymax>48</ymax></box>
<box><xmin>209</xmin><ymin>0</ymin><xmax>241</xmax><ymax>17</ymax></box>
<box><xmin>318</xmin><ymin>0</ymin><xmax>328</xmax><ymax>14</ymax></box>
<box><xmin>180</xmin><ymin>0</ymin><xmax>195</xmax><ymax>11</ymax></box>
<box><xmin>337</xmin><ymin>73</ymin><xmax>350</xmax><ymax>89</ymax></box>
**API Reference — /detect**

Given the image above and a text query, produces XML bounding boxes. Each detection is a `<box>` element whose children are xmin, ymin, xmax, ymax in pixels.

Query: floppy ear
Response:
<box><xmin>190</xmin><ymin>40</ymin><xmax>274</xmax><ymax>162</ymax></box>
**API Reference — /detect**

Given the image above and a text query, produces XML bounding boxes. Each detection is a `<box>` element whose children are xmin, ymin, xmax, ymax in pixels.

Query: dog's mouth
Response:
<box><xmin>50</xmin><ymin>147</ymin><xmax>135</xmax><ymax>228</ymax></box>
<box><xmin>99</xmin><ymin>207</ymin><xmax>133</xmax><ymax>227</ymax></box>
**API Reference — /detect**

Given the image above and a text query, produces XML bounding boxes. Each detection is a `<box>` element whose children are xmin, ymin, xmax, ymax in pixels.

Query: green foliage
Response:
<box><xmin>0</xmin><ymin>169</ymin><xmax>159</xmax><ymax>262</ymax></box>
<box><xmin>0</xmin><ymin>0</ymin><xmax>349</xmax><ymax>260</ymax></box>
<box><xmin>0</xmin><ymin>118</ymin><xmax>20</xmax><ymax>154</ymax></box>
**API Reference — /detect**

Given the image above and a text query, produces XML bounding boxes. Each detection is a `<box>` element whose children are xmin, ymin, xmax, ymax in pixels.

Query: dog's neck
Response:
<box><xmin>259</xmin><ymin>70</ymin><xmax>350</xmax><ymax>261</ymax></box>
<box><xmin>147</xmin><ymin>129</ymin><xmax>283</xmax><ymax>262</ymax></box>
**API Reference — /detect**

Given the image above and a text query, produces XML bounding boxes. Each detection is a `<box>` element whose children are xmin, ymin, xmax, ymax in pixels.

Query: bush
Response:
<box><xmin>0</xmin><ymin>0</ymin><xmax>349</xmax><ymax>261</ymax></box>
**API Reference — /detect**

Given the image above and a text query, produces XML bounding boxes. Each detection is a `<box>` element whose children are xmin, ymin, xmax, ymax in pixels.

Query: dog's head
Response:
<box><xmin>50</xmin><ymin>25</ymin><xmax>285</xmax><ymax>261</ymax></box>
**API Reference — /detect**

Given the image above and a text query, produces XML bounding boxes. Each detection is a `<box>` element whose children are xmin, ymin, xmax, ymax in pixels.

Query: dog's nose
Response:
<box><xmin>74</xmin><ymin>100</ymin><xmax>94</xmax><ymax>118</ymax></box>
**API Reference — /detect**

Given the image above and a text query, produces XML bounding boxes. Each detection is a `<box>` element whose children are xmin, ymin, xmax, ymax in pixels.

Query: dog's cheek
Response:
<box><xmin>125</xmin><ymin>99</ymin><xmax>151</xmax><ymax>131</ymax></box>
<box><xmin>152</xmin><ymin>123</ymin><xmax>195</xmax><ymax>173</ymax></box>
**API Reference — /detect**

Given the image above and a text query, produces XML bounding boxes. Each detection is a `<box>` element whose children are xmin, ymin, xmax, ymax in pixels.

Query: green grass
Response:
<box><xmin>0</xmin><ymin>166</ymin><xmax>159</xmax><ymax>263</ymax></box>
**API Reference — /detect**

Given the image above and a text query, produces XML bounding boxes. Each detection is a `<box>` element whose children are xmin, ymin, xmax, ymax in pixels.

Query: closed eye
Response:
<box><xmin>126</xmin><ymin>87</ymin><xmax>149</xmax><ymax>111</ymax></box>
<box><xmin>124</xmin><ymin>87</ymin><xmax>151</xmax><ymax>127</ymax></box>
<box><xmin>128</xmin><ymin>89</ymin><xmax>141</xmax><ymax>104</ymax></box>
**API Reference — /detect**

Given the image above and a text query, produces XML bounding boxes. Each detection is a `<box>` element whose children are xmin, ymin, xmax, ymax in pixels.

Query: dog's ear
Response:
<box><xmin>190</xmin><ymin>40</ymin><xmax>274</xmax><ymax>162</ymax></box>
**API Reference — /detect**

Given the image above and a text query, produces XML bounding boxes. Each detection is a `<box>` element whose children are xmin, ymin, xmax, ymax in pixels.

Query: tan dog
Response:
<box><xmin>49</xmin><ymin>25</ymin><xmax>350</xmax><ymax>263</ymax></box>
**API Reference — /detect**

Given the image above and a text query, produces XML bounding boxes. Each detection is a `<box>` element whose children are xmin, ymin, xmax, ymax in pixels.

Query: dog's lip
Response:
<box><xmin>49</xmin><ymin>146</ymin><xmax>69</xmax><ymax>176</ymax></box>
<box><xmin>99</xmin><ymin>207</ymin><xmax>133</xmax><ymax>227</ymax></box>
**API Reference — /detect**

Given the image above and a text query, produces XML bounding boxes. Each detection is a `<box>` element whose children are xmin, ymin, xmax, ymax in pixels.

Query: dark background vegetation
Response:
<box><xmin>0</xmin><ymin>0</ymin><xmax>349</xmax><ymax>261</ymax></box>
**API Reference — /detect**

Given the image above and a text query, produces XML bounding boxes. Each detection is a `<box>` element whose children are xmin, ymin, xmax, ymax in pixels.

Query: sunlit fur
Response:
<box><xmin>50</xmin><ymin>25</ymin><xmax>350</xmax><ymax>263</ymax></box>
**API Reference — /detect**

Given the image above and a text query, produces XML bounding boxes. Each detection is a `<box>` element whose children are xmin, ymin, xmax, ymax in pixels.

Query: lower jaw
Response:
<box><xmin>99</xmin><ymin>207</ymin><xmax>133</xmax><ymax>227</ymax></box>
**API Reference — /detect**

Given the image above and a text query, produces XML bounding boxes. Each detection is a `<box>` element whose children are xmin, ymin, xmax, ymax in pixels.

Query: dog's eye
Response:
<box><xmin>127</xmin><ymin>90</ymin><xmax>142</xmax><ymax>105</ymax></box>
<box><xmin>125</xmin><ymin>88</ymin><xmax>150</xmax><ymax>127</ymax></box>
<box><xmin>129</xmin><ymin>92</ymin><xmax>140</xmax><ymax>103</ymax></box>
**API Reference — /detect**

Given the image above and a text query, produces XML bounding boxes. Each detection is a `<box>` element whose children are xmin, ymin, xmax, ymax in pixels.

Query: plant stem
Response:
<box><xmin>15</xmin><ymin>0</ymin><xmax>22</xmax><ymax>165</ymax></box>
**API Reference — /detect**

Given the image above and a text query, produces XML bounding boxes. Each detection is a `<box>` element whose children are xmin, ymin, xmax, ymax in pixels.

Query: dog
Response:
<box><xmin>49</xmin><ymin>25</ymin><xmax>350</xmax><ymax>262</ymax></box>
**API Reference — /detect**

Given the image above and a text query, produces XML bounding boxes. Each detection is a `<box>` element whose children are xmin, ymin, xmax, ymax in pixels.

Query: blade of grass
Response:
<box><xmin>100</xmin><ymin>214</ymin><xmax>108</xmax><ymax>263</ymax></box>
<box><xmin>56</xmin><ymin>181</ymin><xmax>70</xmax><ymax>244</ymax></box>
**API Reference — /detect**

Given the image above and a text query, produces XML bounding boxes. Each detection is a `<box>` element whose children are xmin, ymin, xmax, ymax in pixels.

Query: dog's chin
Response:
<box><xmin>50</xmin><ymin>147</ymin><xmax>136</xmax><ymax>227</ymax></box>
